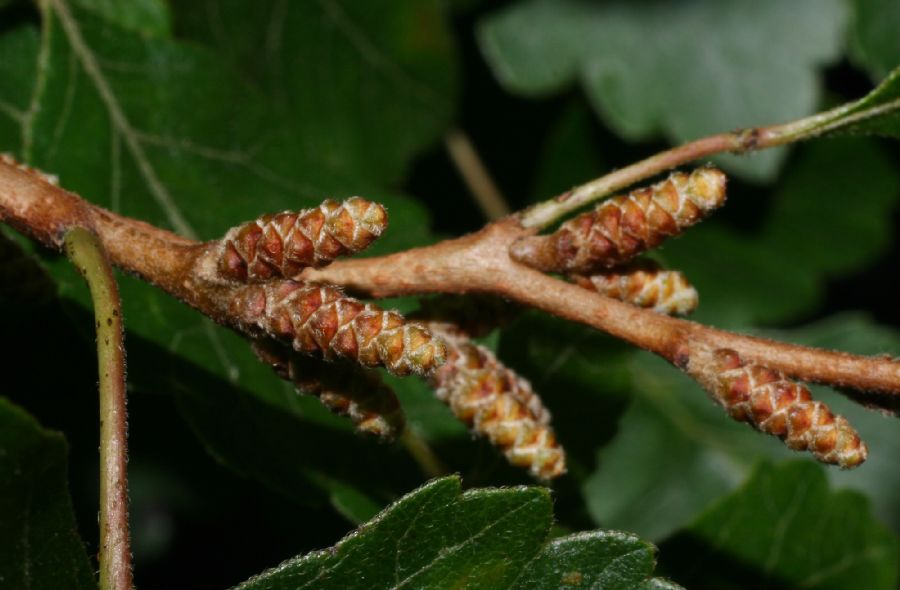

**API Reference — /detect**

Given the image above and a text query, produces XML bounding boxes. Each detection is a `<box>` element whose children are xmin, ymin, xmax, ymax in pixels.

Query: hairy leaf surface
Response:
<box><xmin>235</xmin><ymin>476</ymin><xmax>679</xmax><ymax>590</ymax></box>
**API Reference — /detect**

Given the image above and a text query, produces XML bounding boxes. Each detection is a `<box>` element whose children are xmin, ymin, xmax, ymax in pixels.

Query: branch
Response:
<box><xmin>303</xmin><ymin>222</ymin><xmax>900</xmax><ymax>396</ymax></box>
<box><xmin>63</xmin><ymin>227</ymin><xmax>132</xmax><ymax>590</ymax></box>
<box><xmin>2</xmin><ymin>145</ymin><xmax>899</xmax><ymax>412</ymax></box>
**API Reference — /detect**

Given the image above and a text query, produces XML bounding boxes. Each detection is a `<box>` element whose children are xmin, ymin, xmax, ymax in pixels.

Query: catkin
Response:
<box><xmin>427</xmin><ymin>324</ymin><xmax>565</xmax><ymax>480</ymax></box>
<box><xmin>252</xmin><ymin>340</ymin><xmax>404</xmax><ymax>440</ymax></box>
<box><xmin>229</xmin><ymin>281</ymin><xmax>446</xmax><ymax>376</ymax></box>
<box><xmin>570</xmin><ymin>260</ymin><xmax>698</xmax><ymax>315</ymax></box>
<box><xmin>511</xmin><ymin>167</ymin><xmax>727</xmax><ymax>273</ymax></box>
<box><xmin>689</xmin><ymin>348</ymin><xmax>867</xmax><ymax>468</ymax></box>
<box><xmin>218</xmin><ymin>197</ymin><xmax>387</xmax><ymax>282</ymax></box>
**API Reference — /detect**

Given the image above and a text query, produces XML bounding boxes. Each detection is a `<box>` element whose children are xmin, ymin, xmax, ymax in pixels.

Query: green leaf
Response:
<box><xmin>0</xmin><ymin>398</ymin><xmax>96</xmax><ymax>590</ymax></box>
<box><xmin>74</xmin><ymin>0</ymin><xmax>172</xmax><ymax>37</ymax></box>
<box><xmin>174</xmin><ymin>0</ymin><xmax>459</xmax><ymax>186</ymax></box>
<box><xmin>850</xmin><ymin>0</ymin><xmax>900</xmax><ymax>81</ymax></box>
<box><xmin>821</xmin><ymin>65</ymin><xmax>900</xmax><ymax>138</ymax></box>
<box><xmin>0</xmin><ymin>24</ymin><xmax>39</xmax><ymax>154</ymax></box>
<box><xmin>663</xmin><ymin>138</ymin><xmax>900</xmax><ymax>326</ymax></box>
<box><xmin>477</xmin><ymin>0</ymin><xmax>846</xmax><ymax>180</ymax></box>
<box><xmin>583</xmin><ymin>353</ymin><xmax>781</xmax><ymax>543</ymax></box>
<box><xmin>0</xmin><ymin>0</ymin><xmax>456</xmax><ymax>505</ymax></box>
<box><xmin>234</xmin><ymin>476</ymin><xmax>679</xmax><ymax>590</ymax></box>
<box><xmin>659</xmin><ymin>461</ymin><xmax>899</xmax><ymax>589</ymax></box>
<box><xmin>584</xmin><ymin>314</ymin><xmax>900</xmax><ymax>542</ymax></box>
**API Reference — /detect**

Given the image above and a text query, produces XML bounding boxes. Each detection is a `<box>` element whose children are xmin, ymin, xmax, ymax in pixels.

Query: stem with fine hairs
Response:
<box><xmin>64</xmin><ymin>227</ymin><xmax>132</xmax><ymax>590</ymax></box>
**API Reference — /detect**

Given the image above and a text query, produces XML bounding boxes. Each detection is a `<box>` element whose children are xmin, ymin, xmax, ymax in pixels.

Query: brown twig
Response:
<box><xmin>2</xmin><ymin>138</ymin><xmax>899</xmax><ymax>408</ymax></box>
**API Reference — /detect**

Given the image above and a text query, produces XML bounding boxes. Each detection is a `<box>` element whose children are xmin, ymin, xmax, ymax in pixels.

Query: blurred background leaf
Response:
<box><xmin>658</xmin><ymin>461</ymin><xmax>899</xmax><ymax>590</ymax></box>
<box><xmin>0</xmin><ymin>399</ymin><xmax>96</xmax><ymax>590</ymax></box>
<box><xmin>477</xmin><ymin>0</ymin><xmax>846</xmax><ymax>180</ymax></box>
<box><xmin>850</xmin><ymin>0</ymin><xmax>900</xmax><ymax>81</ymax></box>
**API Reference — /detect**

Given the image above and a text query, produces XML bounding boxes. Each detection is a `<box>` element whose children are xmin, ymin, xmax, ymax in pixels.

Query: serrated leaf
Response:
<box><xmin>659</xmin><ymin>461</ymin><xmax>899</xmax><ymax>589</ymax></box>
<box><xmin>584</xmin><ymin>314</ymin><xmax>900</xmax><ymax>542</ymax></box>
<box><xmin>477</xmin><ymin>0</ymin><xmax>846</xmax><ymax>180</ymax></box>
<box><xmin>663</xmin><ymin>138</ymin><xmax>900</xmax><ymax>326</ymax></box>
<box><xmin>850</xmin><ymin>0</ymin><xmax>900</xmax><ymax>81</ymax></box>
<box><xmin>234</xmin><ymin>476</ymin><xmax>678</xmax><ymax>590</ymax></box>
<box><xmin>0</xmin><ymin>0</ymin><xmax>456</xmax><ymax>505</ymax></box>
<box><xmin>0</xmin><ymin>398</ymin><xmax>96</xmax><ymax>590</ymax></box>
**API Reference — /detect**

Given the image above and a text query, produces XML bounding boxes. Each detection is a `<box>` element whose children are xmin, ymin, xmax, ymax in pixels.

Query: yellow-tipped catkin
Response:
<box><xmin>252</xmin><ymin>340</ymin><xmax>404</xmax><ymax>440</ymax></box>
<box><xmin>426</xmin><ymin>324</ymin><xmax>565</xmax><ymax>480</ymax></box>
<box><xmin>570</xmin><ymin>260</ymin><xmax>698</xmax><ymax>315</ymax></box>
<box><xmin>511</xmin><ymin>167</ymin><xmax>727</xmax><ymax>273</ymax></box>
<box><xmin>689</xmin><ymin>348</ymin><xmax>867</xmax><ymax>468</ymax></box>
<box><xmin>218</xmin><ymin>197</ymin><xmax>387</xmax><ymax>282</ymax></box>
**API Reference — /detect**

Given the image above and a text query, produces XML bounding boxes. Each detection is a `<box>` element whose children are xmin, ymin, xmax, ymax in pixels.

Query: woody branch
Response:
<box><xmin>2</xmin><ymin>155</ymin><xmax>898</xmax><ymax>400</ymax></box>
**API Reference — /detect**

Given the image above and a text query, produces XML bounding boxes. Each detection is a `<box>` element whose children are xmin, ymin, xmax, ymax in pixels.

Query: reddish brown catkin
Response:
<box><xmin>570</xmin><ymin>260</ymin><xmax>699</xmax><ymax>316</ymax></box>
<box><xmin>229</xmin><ymin>281</ymin><xmax>446</xmax><ymax>376</ymax></box>
<box><xmin>218</xmin><ymin>197</ymin><xmax>387</xmax><ymax>282</ymax></box>
<box><xmin>427</xmin><ymin>324</ymin><xmax>565</xmax><ymax>480</ymax></box>
<box><xmin>688</xmin><ymin>348</ymin><xmax>867</xmax><ymax>468</ymax></box>
<box><xmin>511</xmin><ymin>167</ymin><xmax>727</xmax><ymax>273</ymax></box>
<box><xmin>252</xmin><ymin>340</ymin><xmax>404</xmax><ymax>440</ymax></box>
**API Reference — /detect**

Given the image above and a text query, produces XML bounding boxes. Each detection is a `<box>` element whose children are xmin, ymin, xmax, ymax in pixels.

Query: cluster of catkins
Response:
<box><xmin>207</xmin><ymin>197</ymin><xmax>565</xmax><ymax>479</ymax></box>
<box><xmin>511</xmin><ymin>167</ymin><xmax>866</xmax><ymax>468</ymax></box>
<box><xmin>211</xmin><ymin>166</ymin><xmax>867</xmax><ymax>477</ymax></box>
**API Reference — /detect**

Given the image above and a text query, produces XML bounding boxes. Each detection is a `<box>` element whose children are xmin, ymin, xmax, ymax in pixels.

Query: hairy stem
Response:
<box><xmin>64</xmin><ymin>227</ymin><xmax>132</xmax><ymax>590</ymax></box>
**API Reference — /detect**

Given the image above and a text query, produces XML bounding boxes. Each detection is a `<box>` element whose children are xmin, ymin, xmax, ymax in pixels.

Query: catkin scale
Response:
<box><xmin>427</xmin><ymin>324</ymin><xmax>565</xmax><ymax>480</ymax></box>
<box><xmin>570</xmin><ymin>260</ymin><xmax>698</xmax><ymax>315</ymax></box>
<box><xmin>689</xmin><ymin>348</ymin><xmax>867</xmax><ymax>468</ymax></box>
<box><xmin>230</xmin><ymin>281</ymin><xmax>445</xmax><ymax>376</ymax></box>
<box><xmin>218</xmin><ymin>197</ymin><xmax>387</xmax><ymax>282</ymax></box>
<box><xmin>511</xmin><ymin>168</ymin><xmax>727</xmax><ymax>273</ymax></box>
<box><xmin>252</xmin><ymin>340</ymin><xmax>404</xmax><ymax>440</ymax></box>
